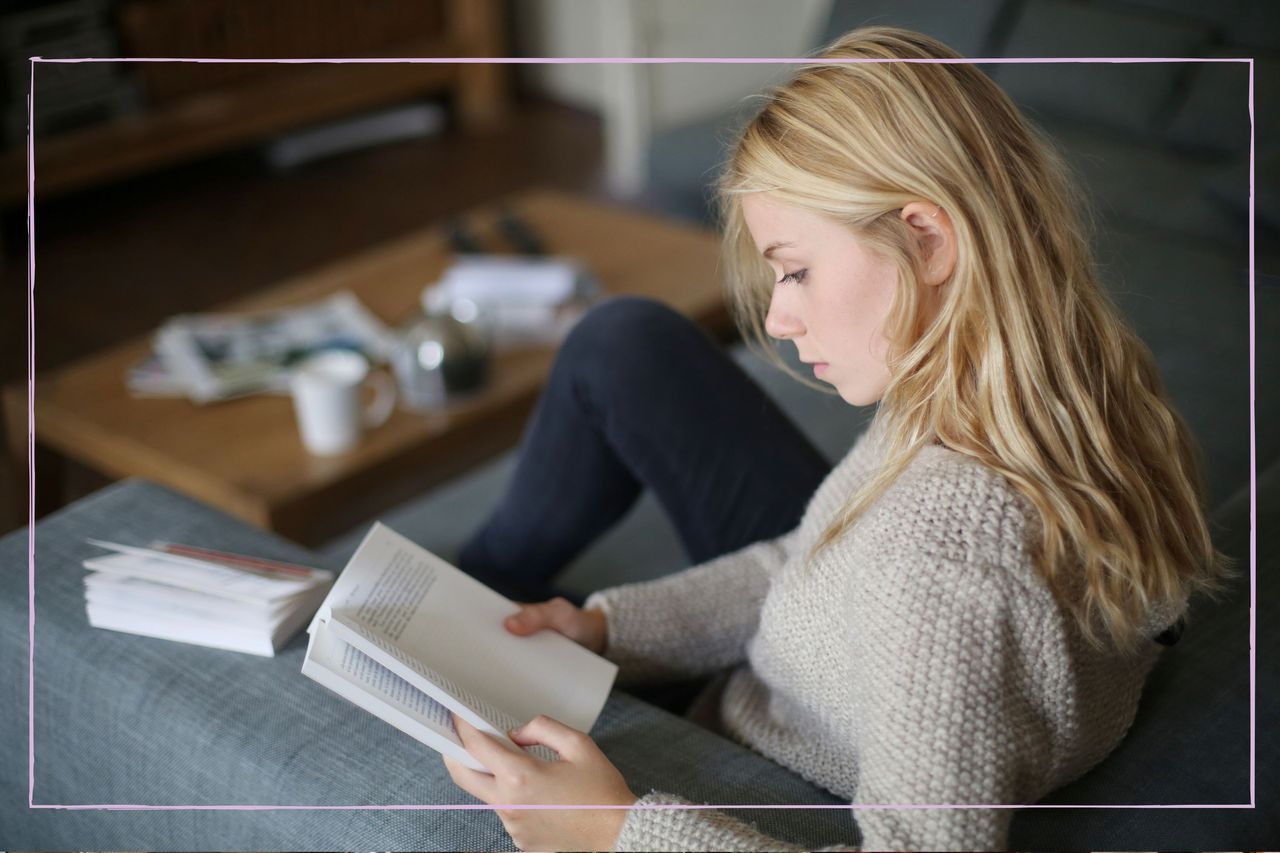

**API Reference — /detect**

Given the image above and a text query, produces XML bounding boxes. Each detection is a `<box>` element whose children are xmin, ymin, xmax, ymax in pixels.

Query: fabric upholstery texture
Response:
<box><xmin>0</xmin><ymin>480</ymin><xmax>858</xmax><ymax>850</ymax></box>
<box><xmin>3</xmin><ymin>461</ymin><xmax>1272</xmax><ymax>849</ymax></box>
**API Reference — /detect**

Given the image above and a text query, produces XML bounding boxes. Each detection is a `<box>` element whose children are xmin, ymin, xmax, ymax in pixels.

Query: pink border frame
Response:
<box><xmin>24</xmin><ymin>55</ymin><xmax>1256</xmax><ymax>819</ymax></box>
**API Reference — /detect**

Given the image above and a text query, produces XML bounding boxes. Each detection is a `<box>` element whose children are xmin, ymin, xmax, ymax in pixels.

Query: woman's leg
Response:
<box><xmin>457</xmin><ymin>295</ymin><xmax>831</xmax><ymax>603</ymax></box>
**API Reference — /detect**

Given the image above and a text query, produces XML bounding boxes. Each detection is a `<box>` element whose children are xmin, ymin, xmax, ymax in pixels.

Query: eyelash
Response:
<box><xmin>777</xmin><ymin>268</ymin><xmax>808</xmax><ymax>285</ymax></box>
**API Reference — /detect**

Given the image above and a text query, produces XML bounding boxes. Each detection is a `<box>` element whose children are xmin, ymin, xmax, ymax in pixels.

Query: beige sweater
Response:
<box><xmin>584</xmin><ymin>416</ymin><xmax>1182</xmax><ymax>852</ymax></box>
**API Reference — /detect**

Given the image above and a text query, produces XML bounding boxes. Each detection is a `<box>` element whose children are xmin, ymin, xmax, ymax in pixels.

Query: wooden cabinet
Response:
<box><xmin>4</xmin><ymin>0</ymin><xmax>509</xmax><ymax>205</ymax></box>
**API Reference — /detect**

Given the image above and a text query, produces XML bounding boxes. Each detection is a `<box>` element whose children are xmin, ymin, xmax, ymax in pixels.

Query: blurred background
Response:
<box><xmin>1</xmin><ymin>0</ymin><xmax>1276</xmax><ymax>546</ymax></box>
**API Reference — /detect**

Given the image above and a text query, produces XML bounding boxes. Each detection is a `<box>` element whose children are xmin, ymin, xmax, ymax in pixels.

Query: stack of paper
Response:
<box><xmin>82</xmin><ymin>539</ymin><xmax>334</xmax><ymax>657</ymax></box>
<box><xmin>425</xmin><ymin>255</ymin><xmax>601</xmax><ymax>349</ymax></box>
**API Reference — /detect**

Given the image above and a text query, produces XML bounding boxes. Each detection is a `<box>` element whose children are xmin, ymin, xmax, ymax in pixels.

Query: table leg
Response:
<box><xmin>448</xmin><ymin>0</ymin><xmax>509</xmax><ymax>132</ymax></box>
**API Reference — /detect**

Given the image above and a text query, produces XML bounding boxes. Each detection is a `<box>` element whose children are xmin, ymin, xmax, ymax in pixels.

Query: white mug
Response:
<box><xmin>290</xmin><ymin>350</ymin><xmax>396</xmax><ymax>456</ymax></box>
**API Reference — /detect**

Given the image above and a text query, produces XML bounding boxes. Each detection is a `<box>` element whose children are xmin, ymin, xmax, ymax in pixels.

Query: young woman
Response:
<box><xmin>443</xmin><ymin>26</ymin><xmax>1233</xmax><ymax>852</ymax></box>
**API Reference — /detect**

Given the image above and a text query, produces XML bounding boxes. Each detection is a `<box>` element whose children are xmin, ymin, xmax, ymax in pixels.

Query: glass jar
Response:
<box><xmin>391</xmin><ymin>291</ymin><xmax>492</xmax><ymax>411</ymax></box>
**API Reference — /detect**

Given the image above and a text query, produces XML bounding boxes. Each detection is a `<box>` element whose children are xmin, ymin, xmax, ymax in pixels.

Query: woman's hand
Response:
<box><xmin>444</xmin><ymin>713</ymin><xmax>636</xmax><ymax>852</ymax></box>
<box><xmin>505</xmin><ymin>597</ymin><xmax>608</xmax><ymax>654</ymax></box>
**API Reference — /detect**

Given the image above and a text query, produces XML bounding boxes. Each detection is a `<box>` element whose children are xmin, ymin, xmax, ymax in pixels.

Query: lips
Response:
<box><xmin>813</xmin><ymin>363</ymin><xmax>829</xmax><ymax>378</ymax></box>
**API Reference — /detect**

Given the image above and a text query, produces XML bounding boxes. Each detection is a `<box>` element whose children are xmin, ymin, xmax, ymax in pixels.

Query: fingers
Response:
<box><xmin>504</xmin><ymin>597</ymin><xmax>578</xmax><ymax>637</ymax></box>
<box><xmin>453</xmin><ymin>713</ymin><xmax>527</xmax><ymax>769</ymax></box>
<box><xmin>443</xmin><ymin>753</ymin><xmax>498</xmax><ymax>802</ymax></box>
<box><xmin>508</xmin><ymin>714</ymin><xmax>592</xmax><ymax>760</ymax></box>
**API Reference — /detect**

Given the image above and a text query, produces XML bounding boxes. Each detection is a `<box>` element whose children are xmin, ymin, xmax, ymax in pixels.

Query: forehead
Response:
<box><xmin>739</xmin><ymin>193</ymin><xmax>847</xmax><ymax>255</ymax></box>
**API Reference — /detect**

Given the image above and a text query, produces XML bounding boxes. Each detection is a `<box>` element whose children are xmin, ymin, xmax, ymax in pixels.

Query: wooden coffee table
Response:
<box><xmin>4</xmin><ymin>190</ymin><xmax>731</xmax><ymax>545</ymax></box>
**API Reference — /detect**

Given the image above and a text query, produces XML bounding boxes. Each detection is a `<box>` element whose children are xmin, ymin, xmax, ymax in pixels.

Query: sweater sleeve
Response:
<box><xmin>845</xmin><ymin>556</ymin><xmax>1034</xmax><ymax>851</ymax></box>
<box><xmin>582</xmin><ymin>526</ymin><xmax>800</xmax><ymax>684</ymax></box>
<box><xmin>610</xmin><ymin>559</ymin><xmax>1038</xmax><ymax>852</ymax></box>
<box><xmin>613</xmin><ymin>791</ymin><xmax>853</xmax><ymax>852</ymax></box>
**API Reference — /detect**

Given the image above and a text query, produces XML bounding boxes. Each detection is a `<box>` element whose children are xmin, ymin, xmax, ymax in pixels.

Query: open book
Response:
<box><xmin>301</xmin><ymin>523</ymin><xmax>618</xmax><ymax>772</ymax></box>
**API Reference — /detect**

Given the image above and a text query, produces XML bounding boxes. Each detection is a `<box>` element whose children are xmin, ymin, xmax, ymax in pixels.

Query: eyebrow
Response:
<box><xmin>762</xmin><ymin>241</ymin><xmax>796</xmax><ymax>258</ymax></box>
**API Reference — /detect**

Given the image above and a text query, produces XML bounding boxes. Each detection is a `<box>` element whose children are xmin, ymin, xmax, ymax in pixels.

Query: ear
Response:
<box><xmin>900</xmin><ymin>202</ymin><xmax>956</xmax><ymax>286</ymax></box>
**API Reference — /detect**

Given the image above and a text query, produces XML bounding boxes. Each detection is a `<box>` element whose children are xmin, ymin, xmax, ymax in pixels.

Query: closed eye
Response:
<box><xmin>777</xmin><ymin>268</ymin><xmax>808</xmax><ymax>285</ymax></box>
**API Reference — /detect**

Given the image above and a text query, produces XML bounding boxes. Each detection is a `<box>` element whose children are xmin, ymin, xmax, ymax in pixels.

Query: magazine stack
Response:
<box><xmin>129</xmin><ymin>290</ymin><xmax>397</xmax><ymax>403</ymax></box>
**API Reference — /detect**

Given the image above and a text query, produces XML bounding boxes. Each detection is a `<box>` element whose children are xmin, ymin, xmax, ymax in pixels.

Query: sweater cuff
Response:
<box><xmin>582</xmin><ymin>587</ymin><xmax>674</xmax><ymax>683</ymax></box>
<box><xmin>613</xmin><ymin>790</ymin><xmax>812</xmax><ymax>852</ymax></box>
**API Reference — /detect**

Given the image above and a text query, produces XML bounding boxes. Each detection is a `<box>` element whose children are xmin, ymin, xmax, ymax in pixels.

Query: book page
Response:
<box><xmin>303</xmin><ymin>623</ymin><xmax>488</xmax><ymax>772</ymax></box>
<box><xmin>326</xmin><ymin>614</ymin><xmax>558</xmax><ymax>764</ymax></box>
<box><xmin>85</xmin><ymin>542</ymin><xmax>328</xmax><ymax>603</ymax></box>
<box><xmin>329</xmin><ymin>614</ymin><xmax>501</xmax><ymax>725</ymax></box>
<box><xmin>320</xmin><ymin>523</ymin><xmax>617</xmax><ymax>735</ymax></box>
<box><xmin>84</xmin><ymin>572</ymin><xmax>287</xmax><ymax>627</ymax></box>
<box><xmin>86</xmin><ymin>604</ymin><xmax>274</xmax><ymax>656</ymax></box>
<box><xmin>338</xmin><ymin>632</ymin><xmax>455</xmax><ymax>731</ymax></box>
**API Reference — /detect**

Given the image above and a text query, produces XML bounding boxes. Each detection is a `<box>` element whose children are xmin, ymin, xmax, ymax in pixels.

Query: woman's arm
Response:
<box><xmin>608</xmin><ymin>557</ymin><xmax>1041</xmax><ymax>852</ymax></box>
<box><xmin>583</xmin><ymin>525</ymin><xmax>802</xmax><ymax>684</ymax></box>
<box><xmin>582</xmin><ymin>416</ymin><xmax>884</xmax><ymax>684</ymax></box>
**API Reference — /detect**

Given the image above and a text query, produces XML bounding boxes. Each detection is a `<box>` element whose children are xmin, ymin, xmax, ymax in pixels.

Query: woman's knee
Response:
<box><xmin>557</xmin><ymin>296</ymin><xmax>708</xmax><ymax>385</ymax></box>
<box><xmin>564</xmin><ymin>295</ymin><xmax>690</xmax><ymax>354</ymax></box>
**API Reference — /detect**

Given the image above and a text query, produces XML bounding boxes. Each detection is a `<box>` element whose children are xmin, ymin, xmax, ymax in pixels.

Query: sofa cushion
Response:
<box><xmin>1034</xmin><ymin>114</ymin><xmax>1246</xmax><ymax>249</ymax></box>
<box><xmin>990</xmin><ymin>0</ymin><xmax>1211</xmax><ymax>137</ymax></box>
<box><xmin>819</xmin><ymin>0</ymin><xmax>1009</xmax><ymax>57</ymax></box>
<box><xmin>1115</xmin><ymin>0</ymin><xmax>1250</xmax><ymax>33</ymax></box>
<box><xmin>1164</xmin><ymin>52</ymin><xmax>1256</xmax><ymax>156</ymax></box>
<box><xmin>1224</xmin><ymin>0</ymin><xmax>1280</xmax><ymax>50</ymax></box>
<box><xmin>1207</xmin><ymin>146</ymin><xmax>1280</xmax><ymax>234</ymax></box>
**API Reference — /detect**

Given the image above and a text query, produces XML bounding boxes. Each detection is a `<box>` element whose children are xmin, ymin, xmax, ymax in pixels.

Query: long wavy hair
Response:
<box><xmin>716</xmin><ymin>26</ymin><xmax>1234</xmax><ymax>654</ymax></box>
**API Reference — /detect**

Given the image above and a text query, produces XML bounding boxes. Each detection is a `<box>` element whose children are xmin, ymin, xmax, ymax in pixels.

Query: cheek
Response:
<box><xmin>842</xmin><ymin>274</ymin><xmax>897</xmax><ymax>359</ymax></box>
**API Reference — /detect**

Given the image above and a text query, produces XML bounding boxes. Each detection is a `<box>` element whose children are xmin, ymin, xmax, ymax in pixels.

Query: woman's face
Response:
<box><xmin>741</xmin><ymin>193</ymin><xmax>900</xmax><ymax>406</ymax></box>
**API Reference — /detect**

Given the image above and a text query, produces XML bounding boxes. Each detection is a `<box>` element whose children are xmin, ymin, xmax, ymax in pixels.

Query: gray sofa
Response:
<box><xmin>1</xmin><ymin>450</ymin><xmax>1275</xmax><ymax>850</ymax></box>
<box><xmin>3</xmin><ymin>0</ymin><xmax>1277</xmax><ymax>849</ymax></box>
<box><xmin>0</xmin><ymin>457</ymin><xmax>1274</xmax><ymax>850</ymax></box>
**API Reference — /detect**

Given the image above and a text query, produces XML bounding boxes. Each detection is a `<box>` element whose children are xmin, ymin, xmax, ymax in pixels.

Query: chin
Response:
<box><xmin>836</xmin><ymin>384</ymin><xmax>884</xmax><ymax>407</ymax></box>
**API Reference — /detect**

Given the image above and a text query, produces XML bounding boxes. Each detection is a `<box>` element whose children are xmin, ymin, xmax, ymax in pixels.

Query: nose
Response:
<box><xmin>764</xmin><ymin>287</ymin><xmax>804</xmax><ymax>340</ymax></box>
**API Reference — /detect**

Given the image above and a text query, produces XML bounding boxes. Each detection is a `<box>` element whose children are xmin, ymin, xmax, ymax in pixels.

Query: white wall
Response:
<box><xmin>512</xmin><ymin>0</ymin><xmax>831</xmax><ymax>195</ymax></box>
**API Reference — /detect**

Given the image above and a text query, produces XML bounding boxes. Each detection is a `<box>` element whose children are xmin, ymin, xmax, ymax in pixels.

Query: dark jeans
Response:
<box><xmin>457</xmin><ymin>295</ymin><xmax>831</xmax><ymax>605</ymax></box>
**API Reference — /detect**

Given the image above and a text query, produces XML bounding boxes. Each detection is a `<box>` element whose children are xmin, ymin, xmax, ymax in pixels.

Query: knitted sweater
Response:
<box><xmin>584</xmin><ymin>416</ymin><xmax>1184</xmax><ymax>852</ymax></box>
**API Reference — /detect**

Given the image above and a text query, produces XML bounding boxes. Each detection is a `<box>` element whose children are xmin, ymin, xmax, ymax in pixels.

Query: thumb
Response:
<box><xmin>504</xmin><ymin>598</ymin><xmax>575</xmax><ymax>636</ymax></box>
<box><xmin>509</xmin><ymin>714</ymin><xmax>590</xmax><ymax>759</ymax></box>
<box><xmin>503</xmin><ymin>603</ymin><xmax>547</xmax><ymax>635</ymax></box>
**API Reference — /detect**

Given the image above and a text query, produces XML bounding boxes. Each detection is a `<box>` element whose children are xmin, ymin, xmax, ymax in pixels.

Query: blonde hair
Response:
<box><xmin>716</xmin><ymin>26</ymin><xmax>1234</xmax><ymax>654</ymax></box>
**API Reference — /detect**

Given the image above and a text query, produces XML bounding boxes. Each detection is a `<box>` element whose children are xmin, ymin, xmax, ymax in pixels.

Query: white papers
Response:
<box><xmin>424</xmin><ymin>255</ymin><xmax>601</xmax><ymax>350</ymax></box>
<box><xmin>85</xmin><ymin>539</ymin><xmax>328</xmax><ymax>603</ymax></box>
<box><xmin>302</xmin><ymin>522</ymin><xmax>617</xmax><ymax>772</ymax></box>
<box><xmin>82</xmin><ymin>539</ymin><xmax>334</xmax><ymax>657</ymax></box>
<box><xmin>438</xmin><ymin>256</ymin><xmax>584</xmax><ymax>305</ymax></box>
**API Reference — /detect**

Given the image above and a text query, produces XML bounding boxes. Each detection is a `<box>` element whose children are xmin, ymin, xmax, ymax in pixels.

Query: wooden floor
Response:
<box><xmin>1</xmin><ymin>95</ymin><xmax>605</xmax><ymax>533</ymax></box>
